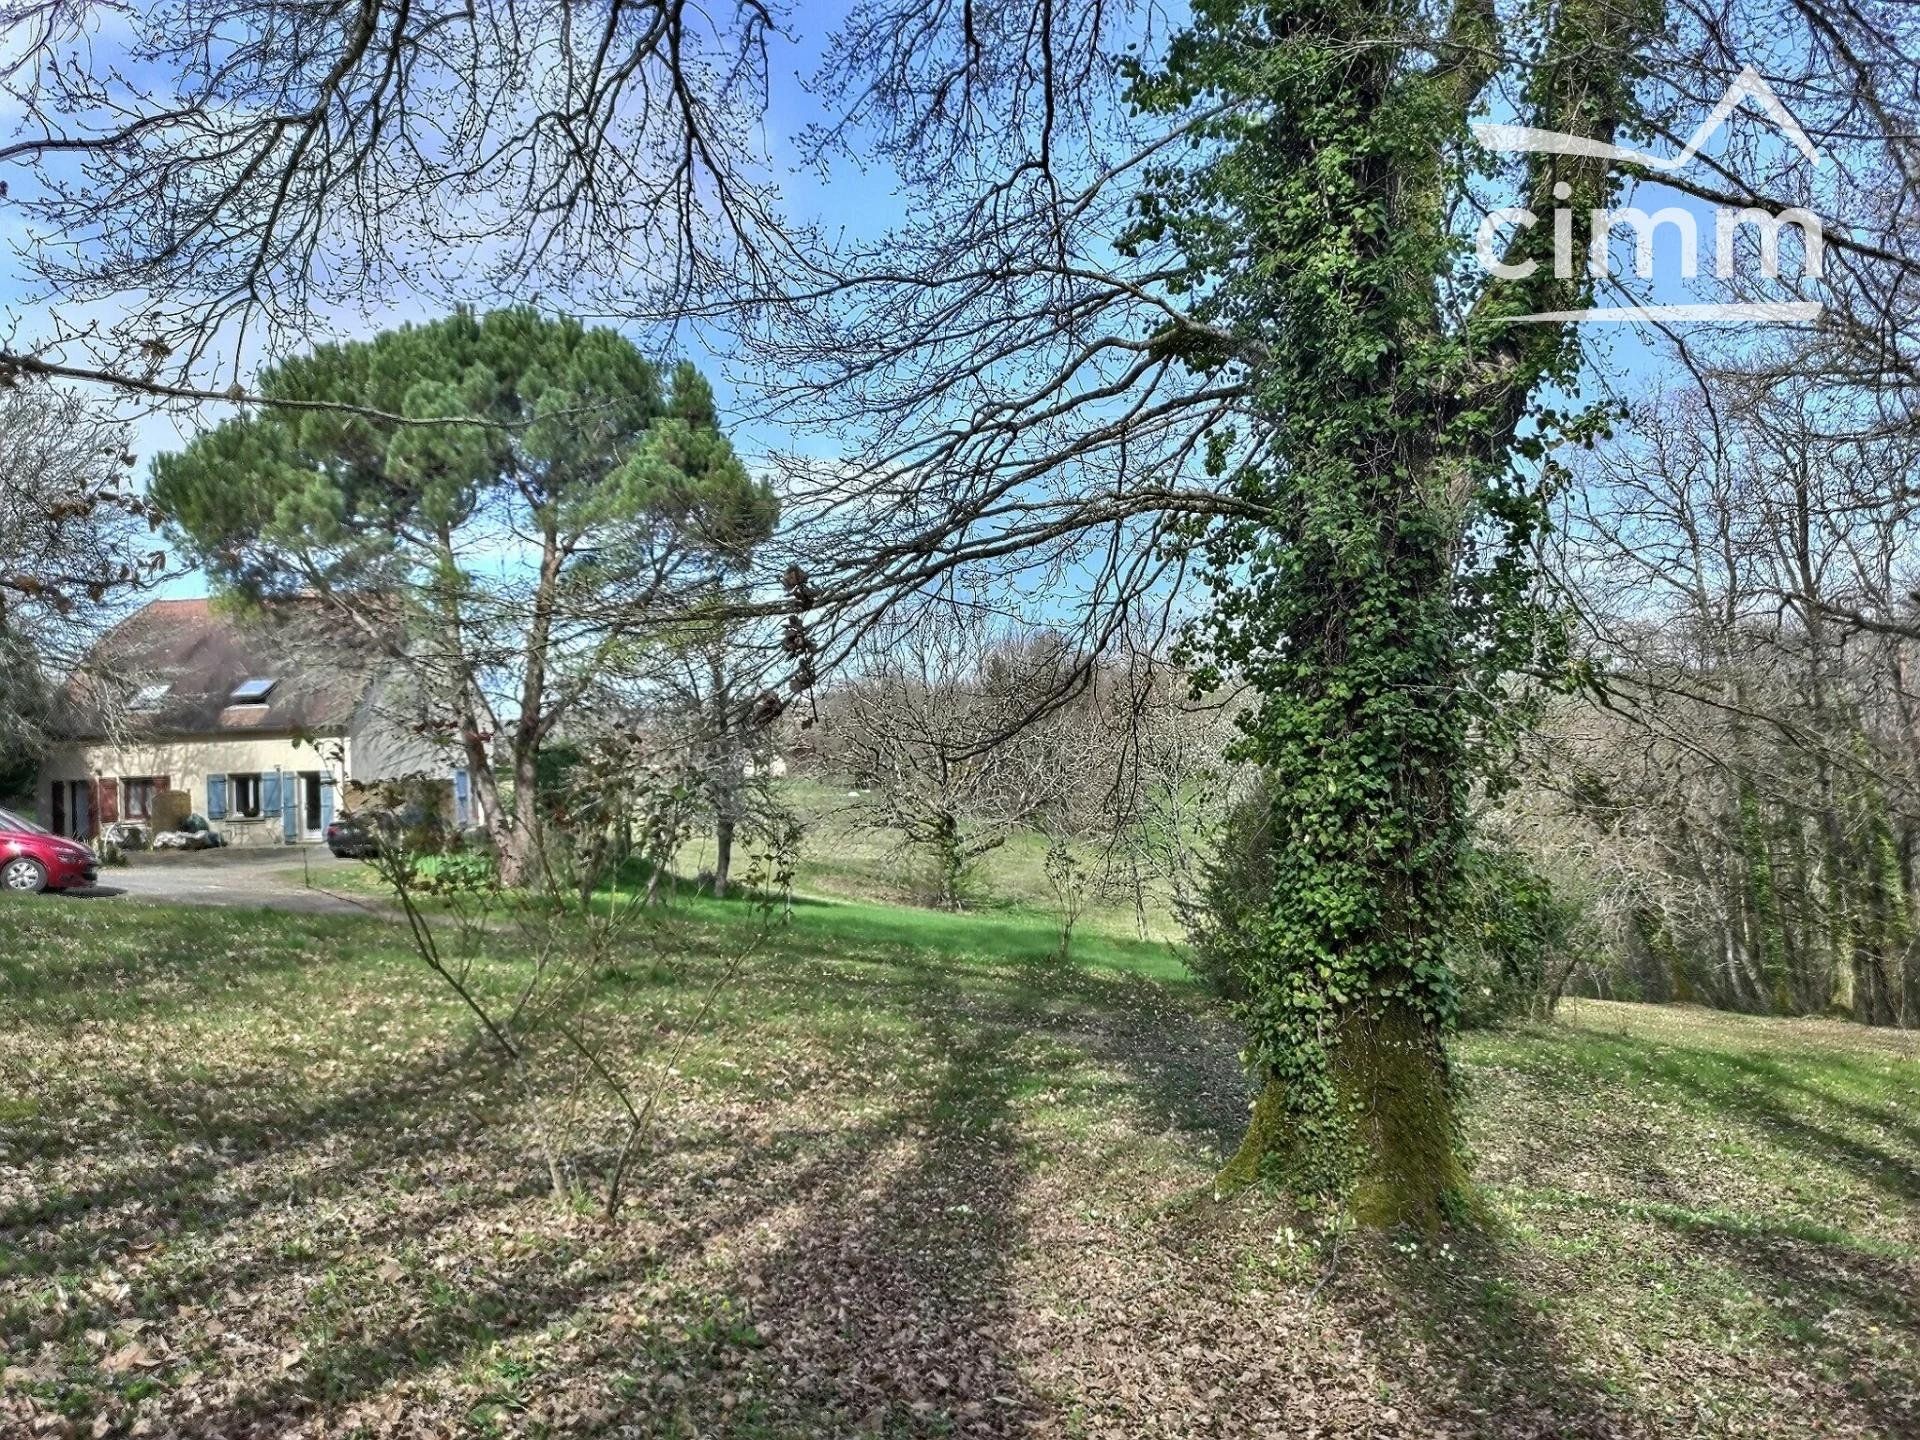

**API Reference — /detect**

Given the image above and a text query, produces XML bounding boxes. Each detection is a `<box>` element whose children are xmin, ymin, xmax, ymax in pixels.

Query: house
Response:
<box><xmin>34</xmin><ymin>598</ymin><xmax>478</xmax><ymax>845</ymax></box>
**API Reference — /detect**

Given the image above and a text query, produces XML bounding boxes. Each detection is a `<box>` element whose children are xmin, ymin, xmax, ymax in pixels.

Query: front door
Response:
<box><xmin>300</xmin><ymin>772</ymin><xmax>324</xmax><ymax>839</ymax></box>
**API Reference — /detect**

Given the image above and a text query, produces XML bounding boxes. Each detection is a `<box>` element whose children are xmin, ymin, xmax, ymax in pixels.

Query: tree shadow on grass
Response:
<box><xmin>818</xmin><ymin>940</ymin><xmax>1252</xmax><ymax>1153</ymax></box>
<box><xmin>963</xmin><ymin>970</ymin><xmax>1653</xmax><ymax>1436</ymax></box>
<box><xmin>1507</xmin><ymin>1029</ymin><xmax>1920</xmax><ymax>1209</ymax></box>
<box><xmin>0</xmin><ymin>1045</ymin><xmax>495</xmax><ymax>1283</ymax></box>
<box><xmin>1354</xmin><ymin>1224</ymin><xmax>1658</xmax><ymax>1439</ymax></box>
<box><xmin>911</xmin><ymin>951</ymin><xmax>1658</xmax><ymax>1436</ymax></box>
<box><xmin>1027</xmin><ymin>964</ymin><xmax>1251</xmax><ymax>1149</ymax></box>
<box><xmin>1646</xmin><ymin>1206</ymin><xmax>1920</xmax><ymax>1435</ymax></box>
<box><xmin>736</xmin><ymin>966</ymin><xmax>1046</xmax><ymax>1434</ymax></box>
<box><xmin>37</xmin><ymin>906</ymin><xmax>1914</xmax><ymax>1437</ymax></box>
<box><xmin>1711</xmin><ymin>1048</ymin><xmax>1920</xmax><ymax>1183</ymax></box>
<box><xmin>0</xmin><ymin>918</ymin><xmax>332</xmax><ymax>1022</ymax></box>
<box><xmin>172</xmin><ymin>1123</ymin><xmax>928</xmax><ymax>1437</ymax></box>
<box><xmin>1362</xmin><ymin>1017</ymin><xmax>1920</xmax><ymax>1440</ymax></box>
<box><xmin>33</xmin><ymin>951</ymin><xmax>1040</xmax><ymax>1434</ymax></box>
<box><xmin>21</xmin><ymin>1077</ymin><xmax>950</xmax><ymax>1439</ymax></box>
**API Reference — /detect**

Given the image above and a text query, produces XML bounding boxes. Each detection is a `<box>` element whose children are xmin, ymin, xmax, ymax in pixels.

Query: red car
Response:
<box><xmin>0</xmin><ymin>807</ymin><xmax>100</xmax><ymax>894</ymax></box>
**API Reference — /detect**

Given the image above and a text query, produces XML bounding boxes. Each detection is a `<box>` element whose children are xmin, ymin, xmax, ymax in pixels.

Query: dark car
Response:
<box><xmin>0</xmin><ymin>807</ymin><xmax>99</xmax><ymax>893</ymax></box>
<box><xmin>324</xmin><ymin>813</ymin><xmax>380</xmax><ymax>859</ymax></box>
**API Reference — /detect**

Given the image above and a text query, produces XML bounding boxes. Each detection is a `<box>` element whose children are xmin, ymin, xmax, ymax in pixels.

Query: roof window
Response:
<box><xmin>229</xmin><ymin>677</ymin><xmax>277</xmax><ymax>703</ymax></box>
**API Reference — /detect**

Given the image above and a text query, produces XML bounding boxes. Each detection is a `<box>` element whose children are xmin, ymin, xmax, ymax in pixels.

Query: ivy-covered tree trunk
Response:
<box><xmin>1135</xmin><ymin>0</ymin><xmax>1654</xmax><ymax>1224</ymax></box>
<box><xmin>929</xmin><ymin>810</ymin><xmax>968</xmax><ymax>911</ymax></box>
<box><xmin>1205</xmin><ymin>487</ymin><xmax>1475</xmax><ymax>1227</ymax></box>
<box><xmin>1220</xmin><ymin>1003</ymin><xmax>1463</xmax><ymax>1227</ymax></box>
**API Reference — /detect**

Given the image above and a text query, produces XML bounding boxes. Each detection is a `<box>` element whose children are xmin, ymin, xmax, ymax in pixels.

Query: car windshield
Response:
<box><xmin>0</xmin><ymin>807</ymin><xmax>50</xmax><ymax>836</ymax></box>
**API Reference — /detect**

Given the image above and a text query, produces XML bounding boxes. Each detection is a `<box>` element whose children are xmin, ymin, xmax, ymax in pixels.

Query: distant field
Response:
<box><xmin>668</xmin><ymin>775</ymin><xmax>1183</xmax><ymax>943</ymax></box>
<box><xmin>302</xmin><ymin>773</ymin><xmax>1185</xmax><ymax>943</ymax></box>
<box><xmin>2</xmin><ymin>886</ymin><xmax>1915</xmax><ymax>1437</ymax></box>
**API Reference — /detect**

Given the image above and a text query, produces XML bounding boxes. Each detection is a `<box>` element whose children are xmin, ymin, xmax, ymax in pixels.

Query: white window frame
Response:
<box><xmin>230</xmin><ymin>773</ymin><xmax>263</xmax><ymax>819</ymax></box>
<box><xmin>229</xmin><ymin>678</ymin><xmax>277</xmax><ymax>704</ymax></box>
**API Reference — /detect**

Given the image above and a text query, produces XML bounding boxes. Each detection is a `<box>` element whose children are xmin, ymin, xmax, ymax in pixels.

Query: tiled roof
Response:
<box><xmin>63</xmin><ymin>598</ymin><xmax>384</xmax><ymax>739</ymax></box>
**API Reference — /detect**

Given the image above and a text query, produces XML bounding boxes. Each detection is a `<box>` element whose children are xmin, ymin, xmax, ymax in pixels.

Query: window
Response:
<box><xmin>231</xmin><ymin>773</ymin><xmax>262</xmax><ymax>818</ymax></box>
<box><xmin>229</xmin><ymin>677</ymin><xmax>277</xmax><ymax>703</ymax></box>
<box><xmin>122</xmin><ymin>778</ymin><xmax>155</xmax><ymax>820</ymax></box>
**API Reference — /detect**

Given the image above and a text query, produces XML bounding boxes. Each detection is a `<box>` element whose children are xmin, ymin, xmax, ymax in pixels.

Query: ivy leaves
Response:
<box><xmin>1131</xmin><ymin>0</ymin><xmax>1629</xmax><ymax>1214</ymax></box>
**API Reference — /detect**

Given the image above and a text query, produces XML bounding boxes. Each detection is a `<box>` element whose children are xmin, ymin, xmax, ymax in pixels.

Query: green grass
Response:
<box><xmin>2</xmin><ymin>888</ymin><xmax>1916</xmax><ymax>1437</ymax></box>
<box><xmin>300</xmin><ymin>774</ymin><xmax>1182</xmax><ymax>948</ymax></box>
<box><xmin>738</xmin><ymin>777</ymin><xmax>1082</xmax><ymax>909</ymax></box>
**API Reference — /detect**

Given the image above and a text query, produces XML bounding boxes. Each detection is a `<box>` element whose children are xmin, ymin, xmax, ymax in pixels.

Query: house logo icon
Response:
<box><xmin>1470</xmin><ymin>65</ymin><xmax>1827</xmax><ymax>324</ymax></box>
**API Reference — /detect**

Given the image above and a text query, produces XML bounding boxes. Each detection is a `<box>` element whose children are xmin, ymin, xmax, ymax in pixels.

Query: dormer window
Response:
<box><xmin>131</xmin><ymin>683</ymin><xmax>170</xmax><ymax>711</ymax></box>
<box><xmin>229</xmin><ymin>677</ymin><xmax>277</xmax><ymax>703</ymax></box>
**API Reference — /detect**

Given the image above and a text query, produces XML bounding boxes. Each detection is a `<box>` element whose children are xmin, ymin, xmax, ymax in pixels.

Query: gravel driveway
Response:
<box><xmin>57</xmin><ymin>846</ymin><xmax>384</xmax><ymax>917</ymax></box>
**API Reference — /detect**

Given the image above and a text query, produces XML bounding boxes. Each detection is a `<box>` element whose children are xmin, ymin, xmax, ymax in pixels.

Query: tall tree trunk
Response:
<box><xmin>1213</xmin><ymin>512</ymin><xmax>1471</xmax><ymax>1230</ymax></box>
<box><xmin>496</xmin><ymin>745</ymin><xmax>546</xmax><ymax>888</ymax></box>
<box><xmin>1788</xmin><ymin>483</ymin><xmax>1860</xmax><ymax>1019</ymax></box>
<box><xmin>1735</xmin><ymin>777</ymin><xmax>1790</xmax><ymax>1012</ymax></box>
<box><xmin>707</xmin><ymin>650</ymin><xmax>737</xmax><ymax>898</ymax></box>
<box><xmin>1143</xmin><ymin>0</ymin><xmax>1644</xmax><ymax>1226</ymax></box>
<box><xmin>1218</xmin><ymin>1002</ymin><xmax>1462</xmax><ymax>1227</ymax></box>
<box><xmin>923</xmin><ymin>810</ymin><xmax>965</xmax><ymax>910</ymax></box>
<box><xmin>713</xmin><ymin>816</ymin><xmax>735</xmax><ymax>898</ymax></box>
<box><xmin>496</xmin><ymin>520</ymin><xmax>565</xmax><ymax>888</ymax></box>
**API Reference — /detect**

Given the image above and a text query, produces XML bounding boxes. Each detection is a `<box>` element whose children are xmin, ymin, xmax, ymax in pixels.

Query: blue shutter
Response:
<box><xmin>207</xmin><ymin>774</ymin><xmax>227</xmax><ymax>820</ymax></box>
<box><xmin>320</xmin><ymin>774</ymin><xmax>335</xmax><ymax>830</ymax></box>
<box><xmin>282</xmin><ymin>774</ymin><xmax>298</xmax><ymax>840</ymax></box>
<box><xmin>260</xmin><ymin>771</ymin><xmax>280</xmax><ymax>822</ymax></box>
<box><xmin>454</xmin><ymin>768</ymin><xmax>471</xmax><ymax>827</ymax></box>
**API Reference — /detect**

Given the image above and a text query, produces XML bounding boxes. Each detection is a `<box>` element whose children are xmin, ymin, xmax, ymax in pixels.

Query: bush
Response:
<box><xmin>1450</xmin><ymin>840</ymin><xmax>1587</xmax><ymax>1027</ymax></box>
<box><xmin>1176</xmin><ymin>773</ymin><xmax>1274</xmax><ymax>1005</ymax></box>
<box><xmin>413</xmin><ymin>849</ymin><xmax>498</xmax><ymax>895</ymax></box>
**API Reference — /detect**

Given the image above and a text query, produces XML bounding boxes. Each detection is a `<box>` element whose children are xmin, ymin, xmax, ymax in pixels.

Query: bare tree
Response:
<box><xmin>356</xmin><ymin>742</ymin><xmax>795</xmax><ymax>1221</ymax></box>
<box><xmin>1545</xmin><ymin>377</ymin><xmax>1920</xmax><ymax>1024</ymax></box>
<box><xmin>0</xmin><ymin>383</ymin><xmax>163</xmax><ymax>789</ymax></box>
<box><xmin>818</xmin><ymin>615</ymin><xmax>1080</xmax><ymax>909</ymax></box>
<box><xmin>0</xmin><ymin>0</ymin><xmax>794</xmax><ymax>392</ymax></box>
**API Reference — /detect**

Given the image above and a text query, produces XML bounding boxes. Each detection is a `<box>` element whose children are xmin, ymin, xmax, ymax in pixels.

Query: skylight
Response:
<box><xmin>131</xmin><ymin>683</ymin><xmax>170</xmax><ymax>710</ymax></box>
<box><xmin>229</xmin><ymin>677</ymin><xmax>277</xmax><ymax>703</ymax></box>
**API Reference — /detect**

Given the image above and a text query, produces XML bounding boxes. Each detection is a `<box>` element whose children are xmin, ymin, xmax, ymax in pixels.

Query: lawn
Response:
<box><xmin>684</xmin><ymin>777</ymin><xmax>1185</xmax><ymax>941</ymax></box>
<box><xmin>1</xmin><ymin>889</ymin><xmax>1916</xmax><ymax>1437</ymax></box>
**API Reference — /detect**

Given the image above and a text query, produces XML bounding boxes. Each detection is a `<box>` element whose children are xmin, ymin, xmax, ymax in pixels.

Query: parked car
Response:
<box><xmin>0</xmin><ymin>807</ymin><xmax>99</xmax><ymax>893</ymax></box>
<box><xmin>324</xmin><ymin>813</ymin><xmax>380</xmax><ymax>858</ymax></box>
<box><xmin>326</xmin><ymin>803</ymin><xmax>451</xmax><ymax>859</ymax></box>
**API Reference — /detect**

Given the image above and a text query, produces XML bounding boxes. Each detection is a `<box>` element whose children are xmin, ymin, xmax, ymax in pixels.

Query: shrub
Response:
<box><xmin>413</xmin><ymin>849</ymin><xmax>498</xmax><ymax>895</ymax></box>
<box><xmin>1450</xmin><ymin>841</ymin><xmax>1587</xmax><ymax>1027</ymax></box>
<box><xmin>1176</xmin><ymin>773</ymin><xmax>1274</xmax><ymax>1005</ymax></box>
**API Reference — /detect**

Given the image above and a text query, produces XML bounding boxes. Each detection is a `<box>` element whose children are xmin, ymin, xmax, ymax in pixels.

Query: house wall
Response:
<box><xmin>347</xmin><ymin>671</ymin><xmax>485</xmax><ymax>827</ymax></box>
<box><xmin>348</xmin><ymin>671</ymin><xmax>462</xmax><ymax>781</ymax></box>
<box><xmin>36</xmin><ymin>733</ymin><xmax>351</xmax><ymax>847</ymax></box>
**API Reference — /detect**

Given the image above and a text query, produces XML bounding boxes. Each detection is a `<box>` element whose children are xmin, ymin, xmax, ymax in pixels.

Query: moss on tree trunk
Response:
<box><xmin>1216</xmin><ymin>1000</ymin><xmax>1465</xmax><ymax>1230</ymax></box>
